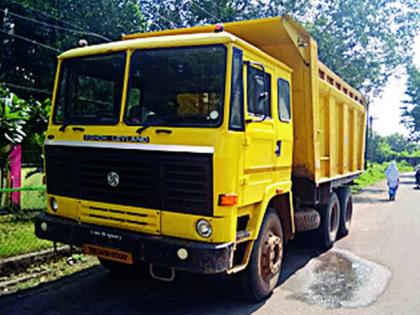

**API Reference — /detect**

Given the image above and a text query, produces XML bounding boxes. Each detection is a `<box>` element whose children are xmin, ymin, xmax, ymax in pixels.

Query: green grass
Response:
<box><xmin>353</xmin><ymin>161</ymin><xmax>413</xmax><ymax>193</ymax></box>
<box><xmin>0</xmin><ymin>214</ymin><xmax>51</xmax><ymax>258</ymax></box>
<box><xmin>22</xmin><ymin>168</ymin><xmax>44</xmax><ymax>187</ymax></box>
<box><xmin>0</xmin><ymin>168</ymin><xmax>46</xmax><ymax>211</ymax></box>
<box><xmin>0</xmin><ymin>168</ymin><xmax>49</xmax><ymax>258</ymax></box>
<box><xmin>21</xmin><ymin>168</ymin><xmax>46</xmax><ymax>210</ymax></box>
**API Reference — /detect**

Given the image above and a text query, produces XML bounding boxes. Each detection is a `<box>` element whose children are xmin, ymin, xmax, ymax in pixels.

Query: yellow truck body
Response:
<box><xmin>123</xmin><ymin>17</ymin><xmax>367</xmax><ymax>184</ymax></box>
<box><xmin>35</xmin><ymin>16</ymin><xmax>367</xmax><ymax>300</ymax></box>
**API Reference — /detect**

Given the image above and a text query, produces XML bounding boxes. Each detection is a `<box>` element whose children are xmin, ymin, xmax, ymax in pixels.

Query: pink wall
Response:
<box><xmin>9</xmin><ymin>145</ymin><xmax>21</xmax><ymax>206</ymax></box>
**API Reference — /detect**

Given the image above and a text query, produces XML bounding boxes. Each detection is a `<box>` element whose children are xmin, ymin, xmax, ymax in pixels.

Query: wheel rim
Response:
<box><xmin>329</xmin><ymin>201</ymin><xmax>339</xmax><ymax>240</ymax></box>
<box><xmin>259</xmin><ymin>228</ymin><xmax>283</xmax><ymax>289</ymax></box>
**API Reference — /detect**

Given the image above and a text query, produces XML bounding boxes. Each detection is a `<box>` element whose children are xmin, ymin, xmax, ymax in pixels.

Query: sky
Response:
<box><xmin>369</xmin><ymin>35</ymin><xmax>420</xmax><ymax>137</ymax></box>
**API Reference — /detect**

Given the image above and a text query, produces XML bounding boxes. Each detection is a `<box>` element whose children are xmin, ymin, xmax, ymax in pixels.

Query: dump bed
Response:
<box><xmin>124</xmin><ymin>16</ymin><xmax>367</xmax><ymax>184</ymax></box>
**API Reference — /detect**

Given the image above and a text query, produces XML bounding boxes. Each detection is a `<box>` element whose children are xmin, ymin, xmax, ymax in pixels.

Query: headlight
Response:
<box><xmin>196</xmin><ymin>219</ymin><xmax>212</xmax><ymax>238</ymax></box>
<box><xmin>50</xmin><ymin>197</ymin><xmax>58</xmax><ymax>212</ymax></box>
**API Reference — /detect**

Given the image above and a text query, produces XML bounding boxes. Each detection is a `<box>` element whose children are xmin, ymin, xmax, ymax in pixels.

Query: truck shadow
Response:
<box><xmin>279</xmin><ymin>236</ymin><xmax>323</xmax><ymax>285</ymax></box>
<box><xmin>399</xmin><ymin>173</ymin><xmax>415</xmax><ymax>179</ymax></box>
<box><xmin>0</xmin><ymin>239</ymin><xmax>325</xmax><ymax>315</ymax></box>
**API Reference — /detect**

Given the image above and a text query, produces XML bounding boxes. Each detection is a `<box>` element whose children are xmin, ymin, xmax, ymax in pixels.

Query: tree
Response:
<box><xmin>401</xmin><ymin>65</ymin><xmax>420</xmax><ymax>141</ymax></box>
<box><xmin>1</xmin><ymin>0</ymin><xmax>419</xmax><ymax>100</ymax></box>
<box><xmin>22</xmin><ymin>98</ymin><xmax>50</xmax><ymax>151</ymax></box>
<box><xmin>140</xmin><ymin>0</ymin><xmax>310</xmax><ymax>30</ymax></box>
<box><xmin>367</xmin><ymin>131</ymin><xmax>394</xmax><ymax>163</ymax></box>
<box><xmin>0</xmin><ymin>0</ymin><xmax>145</xmax><ymax>99</ymax></box>
<box><xmin>384</xmin><ymin>133</ymin><xmax>417</xmax><ymax>153</ymax></box>
<box><xmin>140</xmin><ymin>0</ymin><xmax>419</xmax><ymax>97</ymax></box>
<box><xmin>306</xmin><ymin>0</ymin><xmax>420</xmax><ymax>96</ymax></box>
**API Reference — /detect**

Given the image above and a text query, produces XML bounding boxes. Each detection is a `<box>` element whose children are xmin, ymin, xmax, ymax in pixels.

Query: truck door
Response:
<box><xmin>242</xmin><ymin>63</ymin><xmax>276</xmax><ymax>205</ymax></box>
<box><xmin>274</xmin><ymin>78</ymin><xmax>293</xmax><ymax>182</ymax></box>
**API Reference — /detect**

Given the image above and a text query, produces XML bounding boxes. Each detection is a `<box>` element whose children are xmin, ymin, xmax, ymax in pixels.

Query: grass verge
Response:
<box><xmin>1</xmin><ymin>254</ymin><xmax>99</xmax><ymax>295</ymax></box>
<box><xmin>0</xmin><ymin>214</ymin><xmax>51</xmax><ymax>258</ymax></box>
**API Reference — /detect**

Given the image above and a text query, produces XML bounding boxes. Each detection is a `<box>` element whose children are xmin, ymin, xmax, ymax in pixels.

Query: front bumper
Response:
<box><xmin>35</xmin><ymin>213</ymin><xmax>234</xmax><ymax>274</ymax></box>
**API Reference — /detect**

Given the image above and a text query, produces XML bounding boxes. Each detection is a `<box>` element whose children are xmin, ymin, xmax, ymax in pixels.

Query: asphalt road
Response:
<box><xmin>1</xmin><ymin>173</ymin><xmax>420</xmax><ymax>315</ymax></box>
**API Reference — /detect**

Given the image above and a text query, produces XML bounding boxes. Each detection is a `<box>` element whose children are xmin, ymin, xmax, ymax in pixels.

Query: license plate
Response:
<box><xmin>83</xmin><ymin>244</ymin><xmax>133</xmax><ymax>264</ymax></box>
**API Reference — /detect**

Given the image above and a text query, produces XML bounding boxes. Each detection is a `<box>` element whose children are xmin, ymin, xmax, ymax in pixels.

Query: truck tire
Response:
<box><xmin>317</xmin><ymin>192</ymin><xmax>340</xmax><ymax>250</ymax></box>
<box><xmin>337</xmin><ymin>187</ymin><xmax>353</xmax><ymax>236</ymax></box>
<box><xmin>241</xmin><ymin>208</ymin><xmax>283</xmax><ymax>301</ymax></box>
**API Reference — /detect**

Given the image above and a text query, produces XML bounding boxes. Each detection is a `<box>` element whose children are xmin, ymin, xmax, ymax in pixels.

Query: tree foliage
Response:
<box><xmin>141</xmin><ymin>0</ymin><xmax>310</xmax><ymax>30</ymax></box>
<box><xmin>0</xmin><ymin>0</ymin><xmax>419</xmax><ymax>112</ymax></box>
<box><xmin>385</xmin><ymin>132</ymin><xmax>417</xmax><ymax>153</ymax></box>
<box><xmin>401</xmin><ymin>65</ymin><xmax>420</xmax><ymax>140</ymax></box>
<box><xmin>0</xmin><ymin>86</ymin><xmax>29</xmax><ymax>147</ymax></box>
<box><xmin>307</xmin><ymin>0</ymin><xmax>419</xmax><ymax>96</ymax></box>
<box><xmin>0</xmin><ymin>86</ymin><xmax>30</xmax><ymax>188</ymax></box>
<box><xmin>0</xmin><ymin>0</ymin><xmax>144</xmax><ymax>99</ymax></box>
<box><xmin>367</xmin><ymin>131</ymin><xmax>420</xmax><ymax>163</ymax></box>
<box><xmin>141</xmin><ymin>0</ymin><xmax>419</xmax><ymax>96</ymax></box>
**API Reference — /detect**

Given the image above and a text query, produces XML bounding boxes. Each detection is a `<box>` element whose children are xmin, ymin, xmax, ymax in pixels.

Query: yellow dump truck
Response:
<box><xmin>35</xmin><ymin>16</ymin><xmax>367</xmax><ymax>300</ymax></box>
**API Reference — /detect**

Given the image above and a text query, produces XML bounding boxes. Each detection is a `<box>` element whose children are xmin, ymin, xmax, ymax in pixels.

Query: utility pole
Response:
<box><xmin>367</xmin><ymin>115</ymin><xmax>378</xmax><ymax>166</ymax></box>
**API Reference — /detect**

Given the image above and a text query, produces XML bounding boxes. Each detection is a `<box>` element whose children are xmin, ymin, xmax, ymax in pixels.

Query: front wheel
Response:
<box><xmin>241</xmin><ymin>208</ymin><xmax>284</xmax><ymax>301</ymax></box>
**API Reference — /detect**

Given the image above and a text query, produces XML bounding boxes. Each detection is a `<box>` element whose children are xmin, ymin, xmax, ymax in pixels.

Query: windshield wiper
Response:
<box><xmin>136</xmin><ymin>121</ymin><xmax>164</xmax><ymax>135</ymax></box>
<box><xmin>136</xmin><ymin>125</ymin><xmax>152</xmax><ymax>135</ymax></box>
<box><xmin>136</xmin><ymin>117</ymin><xmax>169</xmax><ymax>135</ymax></box>
<box><xmin>58</xmin><ymin>123</ymin><xmax>70</xmax><ymax>132</ymax></box>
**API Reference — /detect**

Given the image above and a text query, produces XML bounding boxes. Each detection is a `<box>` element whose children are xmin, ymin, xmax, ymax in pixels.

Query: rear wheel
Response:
<box><xmin>317</xmin><ymin>192</ymin><xmax>340</xmax><ymax>250</ymax></box>
<box><xmin>337</xmin><ymin>187</ymin><xmax>353</xmax><ymax>236</ymax></box>
<box><xmin>241</xmin><ymin>208</ymin><xmax>283</xmax><ymax>301</ymax></box>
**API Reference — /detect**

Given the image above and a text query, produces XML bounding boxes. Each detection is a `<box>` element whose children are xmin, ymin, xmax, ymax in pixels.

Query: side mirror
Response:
<box><xmin>244</xmin><ymin>60</ymin><xmax>270</xmax><ymax>123</ymax></box>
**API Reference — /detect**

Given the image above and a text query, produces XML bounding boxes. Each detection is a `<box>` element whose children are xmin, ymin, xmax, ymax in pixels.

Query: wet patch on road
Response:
<box><xmin>284</xmin><ymin>249</ymin><xmax>391</xmax><ymax>309</ymax></box>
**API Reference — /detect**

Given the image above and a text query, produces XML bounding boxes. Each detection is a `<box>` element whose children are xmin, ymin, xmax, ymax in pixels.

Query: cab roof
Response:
<box><xmin>58</xmin><ymin>32</ymin><xmax>236</xmax><ymax>59</ymax></box>
<box><xmin>123</xmin><ymin>16</ymin><xmax>311</xmax><ymax>66</ymax></box>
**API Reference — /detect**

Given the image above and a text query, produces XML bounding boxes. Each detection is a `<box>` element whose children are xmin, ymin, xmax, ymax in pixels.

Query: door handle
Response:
<box><xmin>72</xmin><ymin>127</ymin><xmax>85</xmax><ymax>132</ymax></box>
<box><xmin>275</xmin><ymin>140</ymin><xmax>282</xmax><ymax>157</ymax></box>
<box><xmin>155</xmin><ymin>129</ymin><xmax>173</xmax><ymax>134</ymax></box>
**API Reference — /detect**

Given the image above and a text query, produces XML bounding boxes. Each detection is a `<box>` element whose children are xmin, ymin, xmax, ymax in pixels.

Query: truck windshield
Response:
<box><xmin>53</xmin><ymin>52</ymin><xmax>125</xmax><ymax>125</ymax></box>
<box><xmin>125</xmin><ymin>46</ymin><xmax>226</xmax><ymax>127</ymax></box>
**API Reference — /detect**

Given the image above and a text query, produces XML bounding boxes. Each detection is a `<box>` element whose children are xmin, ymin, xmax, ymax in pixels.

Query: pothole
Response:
<box><xmin>284</xmin><ymin>248</ymin><xmax>391</xmax><ymax>309</ymax></box>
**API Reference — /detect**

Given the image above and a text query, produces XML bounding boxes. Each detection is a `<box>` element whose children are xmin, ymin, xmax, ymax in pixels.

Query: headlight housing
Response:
<box><xmin>50</xmin><ymin>197</ymin><xmax>58</xmax><ymax>212</ymax></box>
<box><xmin>196</xmin><ymin>219</ymin><xmax>212</xmax><ymax>238</ymax></box>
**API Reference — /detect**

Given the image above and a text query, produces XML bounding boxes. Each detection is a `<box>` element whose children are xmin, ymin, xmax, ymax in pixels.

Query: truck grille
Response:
<box><xmin>45</xmin><ymin>145</ymin><xmax>213</xmax><ymax>215</ymax></box>
<box><xmin>79</xmin><ymin>203</ymin><xmax>160</xmax><ymax>234</ymax></box>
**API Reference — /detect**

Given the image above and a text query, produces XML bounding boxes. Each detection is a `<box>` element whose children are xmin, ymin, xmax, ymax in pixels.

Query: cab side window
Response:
<box><xmin>278</xmin><ymin>79</ymin><xmax>291</xmax><ymax>122</ymax></box>
<box><xmin>229</xmin><ymin>48</ymin><xmax>244</xmax><ymax>130</ymax></box>
<box><xmin>247</xmin><ymin>66</ymin><xmax>271</xmax><ymax>117</ymax></box>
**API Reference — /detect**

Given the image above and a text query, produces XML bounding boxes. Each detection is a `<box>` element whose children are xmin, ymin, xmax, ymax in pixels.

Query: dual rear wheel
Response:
<box><xmin>317</xmin><ymin>187</ymin><xmax>353</xmax><ymax>249</ymax></box>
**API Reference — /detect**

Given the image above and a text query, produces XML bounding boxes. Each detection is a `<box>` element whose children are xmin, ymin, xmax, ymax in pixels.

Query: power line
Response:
<box><xmin>1</xmin><ymin>8</ymin><xmax>111</xmax><ymax>41</ymax></box>
<box><xmin>152</xmin><ymin>9</ymin><xmax>180</xmax><ymax>29</ymax></box>
<box><xmin>0</xmin><ymin>29</ymin><xmax>60</xmax><ymax>52</ymax></box>
<box><xmin>190</xmin><ymin>0</ymin><xmax>220</xmax><ymax>22</ymax></box>
<box><xmin>0</xmin><ymin>82</ymin><xmax>51</xmax><ymax>95</ymax></box>
<box><xmin>6</xmin><ymin>0</ymin><xmax>85</xmax><ymax>31</ymax></box>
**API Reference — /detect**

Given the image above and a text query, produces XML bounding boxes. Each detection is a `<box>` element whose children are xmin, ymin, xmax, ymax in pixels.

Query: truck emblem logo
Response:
<box><xmin>107</xmin><ymin>171</ymin><xmax>119</xmax><ymax>187</ymax></box>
